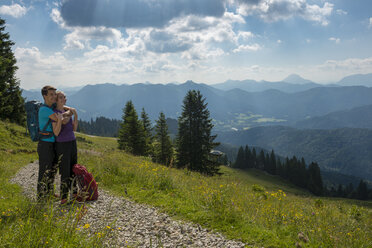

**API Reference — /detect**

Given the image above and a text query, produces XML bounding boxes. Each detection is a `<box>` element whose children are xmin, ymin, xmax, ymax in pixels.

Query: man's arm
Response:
<box><xmin>48</xmin><ymin>113</ymin><xmax>58</xmax><ymax>122</ymax></box>
<box><xmin>52</xmin><ymin>113</ymin><xmax>63</xmax><ymax>136</ymax></box>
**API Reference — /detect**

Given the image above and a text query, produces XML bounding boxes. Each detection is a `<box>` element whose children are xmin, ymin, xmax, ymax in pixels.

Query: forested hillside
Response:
<box><xmin>216</xmin><ymin>126</ymin><xmax>372</xmax><ymax>182</ymax></box>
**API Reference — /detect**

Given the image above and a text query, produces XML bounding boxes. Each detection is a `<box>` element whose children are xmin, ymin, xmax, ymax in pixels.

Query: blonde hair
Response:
<box><xmin>56</xmin><ymin>91</ymin><xmax>66</xmax><ymax>99</ymax></box>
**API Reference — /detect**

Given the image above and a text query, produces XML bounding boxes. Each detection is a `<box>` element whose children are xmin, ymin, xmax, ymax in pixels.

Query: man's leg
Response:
<box><xmin>37</xmin><ymin>141</ymin><xmax>55</xmax><ymax>200</ymax></box>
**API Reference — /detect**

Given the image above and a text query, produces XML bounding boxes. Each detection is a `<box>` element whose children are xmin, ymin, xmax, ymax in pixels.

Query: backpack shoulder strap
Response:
<box><xmin>41</xmin><ymin>118</ymin><xmax>52</xmax><ymax>132</ymax></box>
<box><xmin>40</xmin><ymin>104</ymin><xmax>54</xmax><ymax>132</ymax></box>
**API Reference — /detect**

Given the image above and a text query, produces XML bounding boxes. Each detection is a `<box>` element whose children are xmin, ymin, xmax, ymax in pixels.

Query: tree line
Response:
<box><xmin>233</xmin><ymin>145</ymin><xmax>323</xmax><ymax>195</ymax></box>
<box><xmin>233</xmin><ymin>145</ymin><xmax>372</xmax><ymax>199</ymax></box>
<box><xmin>326</xmin><ymin>180</ymin><xmax>372</xmax><ymax>200</ymax></box>
<box><xmin>117</xmin><ymin>90</ymin><xmax>221</xmax><ymax>175</ymax></box>
<box><xmin>77</xmin><ymin>117</ymin><xmax>121</xmax><ymax>137</ymax></box>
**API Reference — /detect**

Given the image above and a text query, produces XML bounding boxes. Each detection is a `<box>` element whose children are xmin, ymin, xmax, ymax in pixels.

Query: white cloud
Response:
<box><xmin>0</xmin><ymin>4</ymin><xmax>27</xmax><ymax>18</ymax></box>
<box><xmin>336</xmin><ymin>9</ymin><xmax>347</xmax><ymax>15</ymax></box>
<box><xmin>277</xmin><ymin>39</ymin><xmax>282</xmax><ymax>44</ymax></box>
<box><xmin>319</xmin><ymin>57</ymin><xmax>372</xmax><ymax>72</ymax></box>
<box><xmin>236</xmin><ymin>0</ymin><xmax>333</xmax><ymax>26</ymax></box>
<box><xmin>15</xmin><ymin>47</ymin><xmax>68</xmax><ymax>71</ymax></box>
<box><xmin>329</xmin><ymin>37</ymin><xmax>340</xmax><ymax>44</ymax></box>
<box><xmin>238</xmin><ymin>31</ymin><xmax>254</xmax><ymax>41</ymax></box>
<box><xmin>51</xmin><ymin>9</ymin><xmax>122</xmax><ymax>50</ymax></box>
<box><xmin>233</xmin><ymin>43</ymin><xmax>261</xmax><ymax>52</ymax></box>
<box><xmin>369</xmin><ymin>17</ymin><xmax>372</xmax><ymax>28</ymax></box>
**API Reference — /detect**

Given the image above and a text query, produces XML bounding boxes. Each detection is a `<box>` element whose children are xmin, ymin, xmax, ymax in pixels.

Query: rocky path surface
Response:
<box><xmin>11</xmin><ymin>161</ymin><xmax>247</xmax><ymax>248</ymax></box>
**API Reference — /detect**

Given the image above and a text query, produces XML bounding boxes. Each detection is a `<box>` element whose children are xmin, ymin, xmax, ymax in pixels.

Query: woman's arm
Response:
<box><xmin>52</xmin><ymin>113</ymin><xmax>63</xmax><ymax>136</ymax></box>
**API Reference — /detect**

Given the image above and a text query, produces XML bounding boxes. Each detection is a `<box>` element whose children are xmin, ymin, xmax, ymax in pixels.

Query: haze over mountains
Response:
<box><xmin>21</xmin><ymin>73</ymin><xmax>372</xmax><ymax>184</ymax></box>
<box><xmin>22</xmin><ymin>73</ymin><xmax>372</xmax><ymax>130</ymax></box>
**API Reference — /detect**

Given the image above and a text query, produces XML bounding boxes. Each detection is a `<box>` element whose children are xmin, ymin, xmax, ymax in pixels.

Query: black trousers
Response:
<box><xmin>37</xmin><ymin>141</ymin><xmax>57</xmax><ymax>200</ymax></box>
<box><xmin>56</xmin><ymin>140</ymin><xmax>77</xmax><ymax>200</ymax></box>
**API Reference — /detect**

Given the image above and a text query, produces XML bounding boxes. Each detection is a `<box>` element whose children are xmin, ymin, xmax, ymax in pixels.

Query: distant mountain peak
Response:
<box><xmin>183</xmin><ymin>80</ymin><xmax>197</xmax><ymax>85</ymax></box>
<box><xmin>338</xmin><ymin>73</ymin><xmax>372</xmax><ymax>87</ymax></box>
<box><xmin>283</xmin><ymin>74</ymin><xmax>313</xmax><ymax>84</ymax></box>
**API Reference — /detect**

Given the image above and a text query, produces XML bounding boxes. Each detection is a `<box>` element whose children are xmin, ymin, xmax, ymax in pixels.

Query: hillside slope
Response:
<box><xmin>1</xmin><ymin>121</ymin><xmax>371</xmax><ymax>247</ymax></box>
<box><xmin>294</xmin><ymin>104</ymin><xmax>372</xmax><ymax>129</ymax></box>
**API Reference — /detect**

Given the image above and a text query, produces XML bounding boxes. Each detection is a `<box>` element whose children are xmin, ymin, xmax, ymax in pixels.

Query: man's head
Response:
<box><xmin>41</xmin><ymin>85</ymin><xmax>57</xmax><ymax>106</ymax></box>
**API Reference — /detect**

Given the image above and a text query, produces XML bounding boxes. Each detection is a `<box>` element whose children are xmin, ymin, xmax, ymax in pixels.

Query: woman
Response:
<box><xmin>52</xmin><ymin>91</ymin><xmax>78</xmax><ymax>204</ymax></box>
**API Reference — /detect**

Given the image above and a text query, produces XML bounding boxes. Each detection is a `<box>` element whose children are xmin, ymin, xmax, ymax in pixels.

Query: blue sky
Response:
<box><xmin>1</xmin><ymin>0</ymin><xmax>372</xmax><ymax>89</ymax></box>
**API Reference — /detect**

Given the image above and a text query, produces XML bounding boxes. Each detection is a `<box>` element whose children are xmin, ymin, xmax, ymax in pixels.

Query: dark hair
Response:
<box><xmin>41</xmin><ymin>85</ymin><xmax>56</xmax><ymax>96</ymax></box>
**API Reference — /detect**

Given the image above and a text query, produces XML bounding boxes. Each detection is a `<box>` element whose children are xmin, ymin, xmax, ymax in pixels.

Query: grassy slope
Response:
<box><xmin>1</xmin><ymin>121</ymin><xmax>371</xmax><ymax>247</ymax></box>
<box><xmin>75</xmin><ymin>132</ymin><xmax>372</xmax><ymax>247</ymax></box>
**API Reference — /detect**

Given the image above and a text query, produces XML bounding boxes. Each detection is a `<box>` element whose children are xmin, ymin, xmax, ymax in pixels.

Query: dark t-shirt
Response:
<box><xmin>54</xmin><ymin>109</ymin><xmax>76</xmax><ymax>142</ymax></box>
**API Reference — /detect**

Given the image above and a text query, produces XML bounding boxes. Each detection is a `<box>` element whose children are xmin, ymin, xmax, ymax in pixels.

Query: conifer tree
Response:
<box><xmin>244</xmin><ymin>145</ymin><xmax>252</xmax><ymax>168</ymax></box>
<box><xmin>234</xmin><ymin>146</ymin><xmax>245</xmax><ymax>168</ymax></box>
<box><xmin>269</xmin><ymin>150</ymin><xmax>277</xmax><ymax>175</ymax></box>
<box><xmin>0</xmin><ymin>18</ymin><xmax>25</xmax><ymax>124</ymax></box>
<box><xmin>258</xmin><ymin>150</ymin><xmax>265</xmax><ymax>170</ymax></box>
<box><xmin>176</xmin><ymin>90</ymin><xmax>219</xmax><ymax>175</ymax></box>
<box><xmin>251</xmin><ymin>148</ymin><xmax>257</xmax><ymax>168</ymax></box>
<box><xmin>118</xmin><ymin>101</ymin><xmax>145</xmax><ymax>155</ymax></box>
<box><xmin>356</xmin><ymin>180</ymin><xmax>368</xmax><ymax>200</ymax></box>
<box><xmin>264</xmin><ymin>153</ymin><xmax>270</xmax><ymax>173</ymax></box>
<box><xmin>307</xmin><ymin>162</ymin><xmax>323</xmax><ymax>196</ymax></box>
<box><xmin>141</xmin><ymin>108</ymin><xmax>153</xmax><ymax>155</ymax></box>
<box><xmin>154</xmin><ymin>112</ymin><xmax>173</xmax><ymax>166</ymax></box>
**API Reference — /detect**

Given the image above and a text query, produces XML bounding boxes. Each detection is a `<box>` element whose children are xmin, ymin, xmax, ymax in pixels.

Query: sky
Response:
<box><xmin>1</xmin><ymin>0</ymin><xmax>372</xmax><ymax>90</ymax></box>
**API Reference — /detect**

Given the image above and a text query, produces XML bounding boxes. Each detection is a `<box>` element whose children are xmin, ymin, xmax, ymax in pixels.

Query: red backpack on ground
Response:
<box><xmin>72</xmin><ymin>164</ymin><xmax>98</xmax><ymax>201</ymax></box>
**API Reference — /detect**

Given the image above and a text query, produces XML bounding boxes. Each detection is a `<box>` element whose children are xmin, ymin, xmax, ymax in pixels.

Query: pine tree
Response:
<box><xmin>141</xmin><ymin>108</ymin><xmax>153</xmax><ymax>155</ymax></box>
<box><xmin>176</xmin><ymin>90</ymin><xmax>219</xmax><ymax>175</ymax></box>
<box><xmin>258</xmin><ymin>150</ymin><xmax>265</xmax><ymax>170</ymax></box>
<box><xmin>0</xmin><ymin>18</ymin><xmax>25</xmax><ymax>124</ymax></box>
<box><xmin>307</xmin><ymin>162</ymin><xmax>323</xmax><ymax>196</ymax></box>
<box><xmin>356</xmin><ymin>180</ymin><xmax>368</xmax><ymax>200</ymax></box>
<box><xmin>244</xmin><ymin>145</ymin><xmax>252</xmax><ymax>168</ymax></box>
<box><xmin>269</xmin><ymin>150</ymin><xmax>277</xmax><ymax>175</ymax></box>
<box><xmin>251</xmin><ymin>148</ymin><xmax>257</xmax><ymax>168</ymax></box>
<box><xmin>154</xmin><ymin>112</ymin><xmax>173</xmax><ymax>166</ymax></box>
<box><xmin>234</xmin><ymin>146</ymin><xmax>245</xmax><ymax>168</ymax></box>
<box><xmin>118</xmin><ymin>101</ymin><xmax>145</xmax><ymax>155</ymax></box>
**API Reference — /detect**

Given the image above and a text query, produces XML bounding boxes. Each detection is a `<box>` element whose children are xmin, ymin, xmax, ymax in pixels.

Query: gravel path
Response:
<box><xmin>11</xmin><ymin>161</ymin><xmax>247</xmax><ymax>248</ymax></box>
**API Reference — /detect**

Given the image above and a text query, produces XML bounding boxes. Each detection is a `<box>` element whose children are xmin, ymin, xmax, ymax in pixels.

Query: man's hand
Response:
<box><xmin>57</xmin><ymin>113</ymin><xmax>63</xmax><ymax>122</ymax></box>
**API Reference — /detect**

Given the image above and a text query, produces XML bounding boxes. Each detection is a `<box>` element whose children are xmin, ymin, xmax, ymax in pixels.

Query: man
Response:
<box><xmin>37</xmin><ymin>85</ymin><xmax>70</xmax><ymax>201</ymax></box>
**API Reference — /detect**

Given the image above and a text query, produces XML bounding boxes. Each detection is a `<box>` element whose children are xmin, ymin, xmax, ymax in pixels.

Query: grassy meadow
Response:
<box><xmin>1</xmin><ymin>120</ymin><xmax>371</xmax><ymax>247</ymax></box>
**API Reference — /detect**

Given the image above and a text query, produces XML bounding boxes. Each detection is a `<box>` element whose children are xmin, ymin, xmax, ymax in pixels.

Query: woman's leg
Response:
<box><xmin>56</xmin><ymin>142</ymin><xmax>72</xmax><ymax>200</ymax></box>
<box><xmin>71</xmin><ymin>140</ymin><xmax>78</xmax><ymax>195</ymax></box>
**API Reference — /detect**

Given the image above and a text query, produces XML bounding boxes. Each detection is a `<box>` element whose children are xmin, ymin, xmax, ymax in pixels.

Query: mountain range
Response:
<box><xmin>22</xmin><ymin>78</ymin><xmax>372</xmax><ymax>131</ymax></box>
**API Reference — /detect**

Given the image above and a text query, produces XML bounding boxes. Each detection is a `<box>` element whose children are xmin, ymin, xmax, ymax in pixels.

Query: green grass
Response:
<box><xmin>75</xmin><ymin>132</ymin><xmax>372</xmax><ymax>247</ymax></box>
<box><xmin>0</xmin><ymin>121</ymin><xmax>109</xmax><ymax>247</ymax></box>
<box><xmin>1</xmin><ymin>120</ymin><xmax>372</xmax><ymax>247</ymax></box>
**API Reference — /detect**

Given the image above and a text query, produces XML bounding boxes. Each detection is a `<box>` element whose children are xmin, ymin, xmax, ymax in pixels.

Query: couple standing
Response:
<box><xmin>37</xmin><ymin>85</ymin><xmax>78</xmax><ymax>204</ymax></box>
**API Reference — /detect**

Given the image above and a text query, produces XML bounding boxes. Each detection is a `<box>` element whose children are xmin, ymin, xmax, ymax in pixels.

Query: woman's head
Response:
<box><xmin>56</xmin><ymin>91</ymin><xmax>66</xmax><ymax>107</ymax></box>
